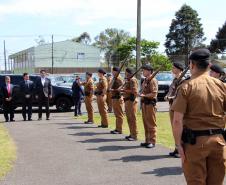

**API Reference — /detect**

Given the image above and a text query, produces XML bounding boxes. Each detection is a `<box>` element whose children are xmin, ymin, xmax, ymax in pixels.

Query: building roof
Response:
<box><xmin>9</xmin><ymin>40</ymin><xmax>99</xmax><ymax>58</ymax></box>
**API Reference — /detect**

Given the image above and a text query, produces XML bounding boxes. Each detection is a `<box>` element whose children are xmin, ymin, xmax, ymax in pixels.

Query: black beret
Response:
<box><xmin>125</xmin><ymin>67</ymin><xmax>133</xmax><ymax>74</ymax></box>
<box><xmin>112</xmin><ymin>67</ymin><xmax>120</xmax><ymax>72</ymax></box>
<box><xmin>86</xmin><ymin>72</ymin><xmax>92</xmax><ymax>76</ymax></box>
<box><xmin>210</xmin><ymin>64</ymin><xmax>224</xmax><ymax>74</ymax></box>
<box><xmin>142</xmin><ymin>64</ymin><xmax>153</xmax><ymax>71</ymax></box>
<box><xmin>173</xmin><ymin>62</ymin><xmax>184</xmax><ymax>71</ymax></box>
<box><xmin>98</xmin><ymin>68</ymin><xmax>106</xmax><ymax>74</ymax></box>
<box><xmin>189</xmin><ymin>48</ymin><xmax>210</xmax><ymax>61</ymax></box>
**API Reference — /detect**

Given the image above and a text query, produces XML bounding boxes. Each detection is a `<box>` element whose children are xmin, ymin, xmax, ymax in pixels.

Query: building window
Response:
<box><xmin>76</xmin><ymin>52</ymin><xmax>85</xmax><ymax>60</ymax></box>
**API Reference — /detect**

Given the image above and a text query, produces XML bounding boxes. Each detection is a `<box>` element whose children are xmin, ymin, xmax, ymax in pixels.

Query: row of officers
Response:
<box><xmin>1</xmin><ymin>48</ymin><xmax>225</xmax><ymax>185</ymax></box>
<box><xmin>73</xmin><ymin>48</ymin><xmax>226</xmax><ymax>185</ymax></box>
<box><xmin>73</xmin><ymin>59</ymin><xmax>225</xmax><ymax>147</ymax></box>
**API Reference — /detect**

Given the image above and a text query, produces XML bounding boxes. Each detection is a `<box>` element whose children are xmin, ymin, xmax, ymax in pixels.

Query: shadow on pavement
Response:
<box><xmin>60</xmin><ymin>126</ymin><xmax>98</xmax><ymax>130</ymax></box>
<box><xmin>110</xmin><ymin>155</ymin><xmax>170</xmax><ymax>162</ymax></box>
<box><xmin>142</xmin><ymin>167</ymin><xmax>183</xmax><ymax>176</ymax></box>
<box><xmin>78</xmin><ymin>138</ymin><xmax>123</xmax><ymax>143</ymax></box>
<box><xmin>69</xmin><ymin>132</ymin><xmax>110</xmax><ymax>136</ymax></box>
<box><xmin>88</xmin><ymin>145</ymin><xmax>140</xmax><ymax>152</ymax></box>
<box><xmin>54</xmin><ymin>122</ymin><xmax>80</xmax><ymax>126</ymax></box>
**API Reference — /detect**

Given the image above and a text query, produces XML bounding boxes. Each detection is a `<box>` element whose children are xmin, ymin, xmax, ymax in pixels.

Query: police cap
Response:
<box><xmin>112</xmin><ymin>67</ymin><xmax>120</xmax><ymax>72</ymax></box>
<box><xmin>86</xmin><ymin>72</ymin><xmax>92</xmax><ymax>76</ymax></box>
<box><xmin>173</xmin><ymin>62</ymin><xmax>184</xmax><ymax>71</ymax></box>
<box><xmin>98</xmin><ymin>68</ymin><xmax>106</xmax><ymax>74</ymax></box>
<box><xmin>142</xmin><ymin>64</ymin><xmax>153</xmax><ymax>71</ymax></box>
<box><xmin>125</xmin><ymin>67</ymin><xmax>133</xmax><ymax>74</ymax></box>
<box><xmin>210</xmin><ymin>64</ymin><xmax>224</xmax><ymax>74</ymax></box>
<box><xmin>189</xmin><ymin>48</ymin><xmax>210</xmax><ymax>62</ymax></box>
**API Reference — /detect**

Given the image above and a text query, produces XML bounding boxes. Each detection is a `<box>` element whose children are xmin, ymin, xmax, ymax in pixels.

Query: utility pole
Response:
<box><xmin>3</xmin><ymin>40</ymin><xmax>7</xmax><ymax>73</ymax></box>
<box><xmin>136</xmin><ymin>0</ymin><xmax>141</xmax><ymax>76</ymax></box>
<box><xmin>51</xmin><ymin>34</ymin><xmax>54</xmax><ymax>74</ymax></box>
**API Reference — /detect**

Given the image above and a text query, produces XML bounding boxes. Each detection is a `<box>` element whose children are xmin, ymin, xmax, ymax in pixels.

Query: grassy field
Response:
<box><xmin>0</xmin><ymin>124</ymin><xmax>16</xmax><ymax>179</ymax></box>
<box><xmin>79</xmin><ymin>112</ymin><xmax>175</xmax><ymax>148</ymax></box>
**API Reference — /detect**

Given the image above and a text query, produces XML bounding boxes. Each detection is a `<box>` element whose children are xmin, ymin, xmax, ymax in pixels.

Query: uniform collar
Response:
<box><xmin>191</xmin><ymin>71</ymin><xmax>209</xmax><ymax>79</ymax></box>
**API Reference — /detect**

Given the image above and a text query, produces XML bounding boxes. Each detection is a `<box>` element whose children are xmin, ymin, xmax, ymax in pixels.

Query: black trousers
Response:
<box><xmin>73</xmin><ymin>97</ymin><xmax>82</xmax><ymax>116</ymax></box>
<box><xmin>38</xmin><ymin>94</ymin><xmax>50</xmax><ymax>119</ymax></box>
<box><xmin>22</xmin><ymin>97</ymin><xmax>32</xmax><ymax>120</ymax></box>
<box><xmin>3</xmin><ymin>101</ymin><xmax>14</xmax><ymax>121</ymax></box>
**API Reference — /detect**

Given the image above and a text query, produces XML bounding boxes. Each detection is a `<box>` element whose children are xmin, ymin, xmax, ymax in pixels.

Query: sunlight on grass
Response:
<box><xmin>79</xmin><ymin>112</ymin><xmax>174</xmax><ymax>148</ymax></box>
<box><xmin>0</xmin><ymin>124</ymin><xmax>16</xmax><ymax>180</ymax></box>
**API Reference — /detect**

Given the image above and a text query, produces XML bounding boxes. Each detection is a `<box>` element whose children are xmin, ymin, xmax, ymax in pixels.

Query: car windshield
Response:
<box><xmin>156</xmin><ymin>73</ymin><xmax>173</xmax><ymax>81</ymax></box>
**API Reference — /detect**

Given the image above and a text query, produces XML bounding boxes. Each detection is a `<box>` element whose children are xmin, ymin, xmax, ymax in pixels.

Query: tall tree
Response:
<box><xmin>93</xmin><ymin>28</ymin><xmax>130</xmax><ymax>66</ymax></box>
<box><xmin>165</xmin><ymin>4</ymin><xmax>205</xmax><ymax>64</ymax></box>
<box><xmin>209</xmin><ymin>21</ymin><xmax>226</xmax><ymax>53</ymax></box>
<box><xmin>72</xmin><ymin>32</ymin><xmax>91</xmax><ymax>44</ymax></box>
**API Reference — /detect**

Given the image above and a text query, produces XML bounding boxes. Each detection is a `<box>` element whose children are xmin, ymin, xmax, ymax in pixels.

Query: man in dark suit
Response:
<box><xmin>19</xmin><ymin>73</ymin><xmax>34</xmax><ymax>121</ymax></box>
<box><xmin>35</xmin><ymin>70</ymin><xmax>52</xmax><ymax>120</ymax></box>
<box><xmin>72</xmin><ymin>76</ymin><xmax>84</xmax><ymax>117</ymax></box>
<box><xmin>1</xmin><ymin>76</ymin><xmax>15</xmax><ymax>122</ymax></box>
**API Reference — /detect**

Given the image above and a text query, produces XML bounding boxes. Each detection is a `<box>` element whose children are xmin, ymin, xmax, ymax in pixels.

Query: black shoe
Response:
<box><xmin>23</xmin><ymin>119</ymin><xmax>26</xmax><ymax>121</ymax></box>
<box><xmin>98</xmin><ymin>125</ymin><xmax>108</xmax><ymax>128</ymax></box>
<box><xmin>10</xmin><ymin>119</ymin><xmax>15</xmax><ymax>122</ymax></box>
<box><xmin>5</xmin><ymin>120</ymin><xmax>9</xmax><ymax>122</ymax></box>
<box><xmin>169</xmin><ymin>149</ymin><xmax>179</xmax><ymax>157</ymax></box>
<box><xmin>125</xmin><ymin>135</ymin><xmax>131</xmax><ymax>139</ymax></box>
<box><xmin>140</xmin><ymin>142</ymin><xmax>149</xmax><ymax>147</ymax></box>
<box><xmin>146</xmin><ymin>143</ymin><xmax>155</xmax><ymax>148</ymax></box>
<box><xmin>127</xmin><ymin>137</ymin><xmax>136</xmax><ymax>141</ymax></box>
<box><xmin>110</xmin><ymin>130</ymin><xmax>121</xmax><ymax>134</ymax></box>
<box><xmin>84</xmin><ymin>121</ymin><xmax>93</xmax><ymax>124</ymax></box>
<box><xmin>28</xmin><ymin>119</ymin><xmax>32</xmax><ymax>121</ymax></box>
<box><xmin>46</xmin><ymin>118</ymin><xmax>50</xmax><ymax>120</ymax></box>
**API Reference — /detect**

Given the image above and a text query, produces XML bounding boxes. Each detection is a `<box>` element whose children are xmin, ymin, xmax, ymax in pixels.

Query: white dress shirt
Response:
<box><xmin>41</xmin><ymin>78</ymin><xmax>45</xmax><ymax>86</ymax></box>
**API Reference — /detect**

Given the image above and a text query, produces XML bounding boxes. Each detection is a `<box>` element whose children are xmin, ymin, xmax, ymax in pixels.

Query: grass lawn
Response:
<box><xmin>79</xmin><ymin>112</ymin><xmax>175</xmax><ymax>148</ymax></box>
<box><xmin>0</xmin><ymin>124</ymin><xmax>16</xmax><ymax>179</ymax></box>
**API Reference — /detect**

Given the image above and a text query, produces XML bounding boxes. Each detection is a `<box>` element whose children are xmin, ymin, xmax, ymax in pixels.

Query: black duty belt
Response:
<box><xmin>193</xmin><ymin>129</ymin><xmax>223</xmax><ymax>137</ymax></box>
<box><xmin>112</xmin><ymin>96</ymin><xmax>121</xmax><ymax>99</ymax></box>
<box><xmin>123</xmin><ymin>97</ymin><xmax>130</xmax><ymax>102</ymax></box>
<box><xmin>182</xmin><ymin>128</ymin><xmax>225</xmax><ymax>145</ymax></box>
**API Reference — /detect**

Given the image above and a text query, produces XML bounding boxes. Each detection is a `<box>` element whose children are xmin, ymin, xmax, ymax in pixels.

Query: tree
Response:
<box><xmin>116</xmin><ymin>37</ymin><xmax>159</xmax><ymax>66</ymax></box>
<box><xmin>72</xmin><ymin>32</ymin><xmax>91</xmax><ymax>44</ymax></box>
<box><xmin>165</xmin><ymin>4</ymin><xmax>205</xmax><ymax>65</ymax></box>
<box><xmin>93</xmin><ymin>28</ymin><xmax>130</xmax><ymax>67</ymax></box>
<box><xmin>209</xmin><ymin>21</ymin><xmax>226</xmax><ymax>53</ymax></box>
<box><xmin>149</xmin><ymin>54</ymin><xmax>172</xmax><ymax>71</ymax></box>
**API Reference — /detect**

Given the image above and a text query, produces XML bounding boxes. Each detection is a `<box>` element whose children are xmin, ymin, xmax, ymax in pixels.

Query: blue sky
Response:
<box><xmin>0</xmin><ymin>0</ymin><xmax>225</xmax><ymax>69</ymax></box>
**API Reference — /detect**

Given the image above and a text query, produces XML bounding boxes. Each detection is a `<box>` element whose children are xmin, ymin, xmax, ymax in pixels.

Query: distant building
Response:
<box><xmin>9</xmin><ymin>40</ymin><xmax>103</xmax><ymax>74</ymax></box>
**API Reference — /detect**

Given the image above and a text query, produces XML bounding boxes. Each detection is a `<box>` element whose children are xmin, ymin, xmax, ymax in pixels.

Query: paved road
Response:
<box><xmin>2</xmin><ymin>104</ymin><xmax>226</xmax><ymax>185</ymax></box>
<box><xmin>82</xmin><ymin>101</ymin><xmax>169</xmax><ymax>114</ymax></box>
<box><xmin>0</xmin><ymin>111</ymin><xmax>187</xmax><ymax>185</ymax></box>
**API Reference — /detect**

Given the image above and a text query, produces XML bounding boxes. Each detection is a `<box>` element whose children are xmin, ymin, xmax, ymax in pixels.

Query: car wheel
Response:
<box><xmin>56</xmin><ymin>97</ymin><xmax>71</xmax><ymax>112</ymax></box>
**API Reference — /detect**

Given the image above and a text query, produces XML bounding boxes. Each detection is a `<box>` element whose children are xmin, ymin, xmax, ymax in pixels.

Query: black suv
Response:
<box><xmin>0</xmin><ymin>74</ymin><xmax>74</xmax><ymax>112</ymax></box>
<box><xmin>140</xmin><ymin>72</ymin><xmax>173</xmax><ymax>101</ymax></box>
<box><xmin>155</xmin><ymin>72</ymin><xmax>173</xmax><ymax>100</ymax></box>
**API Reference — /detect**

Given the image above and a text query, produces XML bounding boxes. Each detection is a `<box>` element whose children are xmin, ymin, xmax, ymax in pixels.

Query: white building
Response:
<box><xmin>9</xmin><ymin>40</ymin><xmax>102</xmax><ymax>74</ymax></box>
